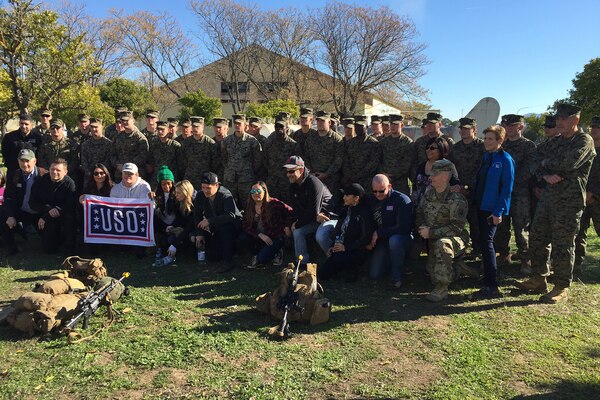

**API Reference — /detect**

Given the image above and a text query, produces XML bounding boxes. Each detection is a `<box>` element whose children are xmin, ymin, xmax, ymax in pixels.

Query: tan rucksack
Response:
<box><xmin>61</xmin><ymin>256</ymin><xmax>107</xmax><ymax>286</ymax></box>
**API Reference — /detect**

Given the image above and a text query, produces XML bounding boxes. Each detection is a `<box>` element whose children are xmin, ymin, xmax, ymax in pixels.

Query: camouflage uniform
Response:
<box><xmin>379</xmin><ymin>134</ymin><xmax>414</xmax><ymax>195</ymax></box>
<box><xmin>80</xmin><ymin>136</ymin><xmax>113</xmax><ymax>179</ymax></box>
<box><xmin>250</xmin><ymin>133</ymin><xmax>268</xmax><ymax>181</ymax></box>
<box><xmin>71</xmin><ymin>129</ymin><xmax>92</xmax><ymax>146</ymax></box>
<box><xmin>36</xmin><ymin>137</ymin><xmax>80</xmax><ymax>176</ymax></box>
<box><xmin>141</xmin><ymin>127</ymin><xmax>158</xmax><ymax>143</ymax></box>
<box><xmin>449</xmin><ymin>137</ymin><xmax>485</xmax><ymax>252</ymax></box>
<box><xmin>291</xmin><ymin>127</ymin><xmax>317</xmax><ymax>153</ymax></box>
<box><xmin>574</xmin><ymin>144</ymin><xmax>600</xmax><ymax>267</ymax></box>
<box><xmin>221</xmin><ymin>133</ymin><xmax>262</xmax><ymax>206</ymax></box>
<box><xmin>303</xmin><ymin>130</ymin><xmax>344</xmax><ymax>194</ymax></box>
<box><xmin>415</xmin><ymin>186</ymin><xmax>469</xmax><ymax>285</ymax></box>
<box><xmin>32</xmin><ymin>125</ymin><xmax>51</xmax><ymax>144</ymax></box>
<box><xmin>149</xmin><ymin>138</ymin><xmax>182</xmax><ymax>184</ymax></box>
<box><xmin>264</xmin><ymin>131</ymin><xmax>301</xmax><ymax>203</ymax></box>
<box><xmin>104</xmin><ymin>123</ymin><xmax>118</xmax><ymax>141</ymax></box>
<box><xmin>180</xmin><ymin>135</ymin><xmax>217</xmax><ymax>190</ymax></box>
<box><xmin>342</xmin><ymin>135</ymin><xmax>381</xmax><ymax>190</ymax></box>
<box><xmin>494</xmin><ymin>137</ymin><xmax>536</xmax><ymax>261</ymax></box>
<box><xmin>530</xmin><ymin>131</ymin><xmax>596</xmax><ymax>288</ymax></box>
<box><xmin>414</xmin><ymin>133</ymin><xmax>455</xmax><ymax>166</ymax></box>
<box><xmin>214</xmin><ymin>140</ymin><xmax>225</xmax><ymax>178</ymax></box>
<box><xmin>110</xmin><ymin>127</ymin><xmax>149</xmax><ymax>181</ymax></box>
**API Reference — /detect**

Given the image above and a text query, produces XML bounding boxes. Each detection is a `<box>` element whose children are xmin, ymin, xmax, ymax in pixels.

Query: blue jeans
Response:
<box><xmin>292</xmin><ymin>221</ymin><xmax>319</xmax><ymax>263</ymax></box>
<box><xmin>478</xmin><ymin>210</ymin><xmax>499</xmax><ymax>288</ymax></box>
<box><xmin>369</xmin><ymin>234</ymin><xmax>413</xmax><ymax>283</ymax></box>
<box><xmin>315</xmin><ymin>220</ymin><xmax>337</xmax><ymax>255</ymax></box>
<box><xmin>239</xmin><ymin>232</ymin><xmax>285</xmax><ymax>264</ymax></box>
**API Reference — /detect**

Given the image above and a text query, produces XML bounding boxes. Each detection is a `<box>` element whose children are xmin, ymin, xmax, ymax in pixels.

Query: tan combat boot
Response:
<box><xmin>425</xmin><ymin>283</ymin><xmax>448</xmax><ymax>302</ymax></box>
<box><xmin>497</xmin><ymin>253</ymin><xmax>512</xmax><ymax>266</ymax></box>
<box><xmin>516</xmin><ymin>274</ymin><xmax>548</xmax><ymax>293</ymax></box>
<box><xmin>454</xmin><ymin>258</ymin><xmax>481</xmax><ymax>279</ymax></box>
<box><xmin>539</xmin><ymin>286</ymin><xmax>569</xmax><ymax>304</ymax></box>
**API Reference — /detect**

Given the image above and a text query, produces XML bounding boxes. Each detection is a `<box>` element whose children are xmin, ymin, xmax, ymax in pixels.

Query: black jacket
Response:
<box><xmin>289</xmin><ymin>167</ymin><xmax>333</xmax><ymax>228</ymax></box>
<box><xmin>1</xmin><ymin>130</ymin><xmax>43</xmax><ymax>173</ymax></box>
<box><xmin>334</xmin><ymin>203</ymin><xmax>375</xmax><ymax>252</ymax></box>
<box><xmin>193</xmin><ymin>185</ymin><xmax>242</xmax><ymax>234</ymax></box>
<box><xmin>3</xmin><ymin>167</ymin><xmax>44</xmax><ymax>218</ymax></box>
<box><xmin>29</xmin><ymin>174</ymin><xmax>77</xmax><ymax>220</ymax></box>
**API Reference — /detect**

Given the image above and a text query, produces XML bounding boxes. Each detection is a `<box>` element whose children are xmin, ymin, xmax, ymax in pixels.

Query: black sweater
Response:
<box><xmin>333</xmin><ymin>203</ymin><xmax>375</xmax><ymax>252</ymax></box>
<box><xmin>29</xmin><ymin>174</ymin><xmax>77</xmax><ymax>220</ymax></box>
<box><xmin>289</xmin><ymin>168</ymin><xmax>333</xmax><ymax>228</ymax></box>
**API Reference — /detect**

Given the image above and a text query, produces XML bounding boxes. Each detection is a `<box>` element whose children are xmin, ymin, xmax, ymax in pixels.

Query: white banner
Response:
<box><xmin>83</xmin><ymin>195</ymin><xmax>155</xmax><ymax>247</ymax></box>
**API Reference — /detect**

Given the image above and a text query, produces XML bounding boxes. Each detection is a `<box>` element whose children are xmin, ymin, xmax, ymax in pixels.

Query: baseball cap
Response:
<box><xmin>18</xmin><ymin>149</ymin><xmax>36</xmax><ymax>160</ymax></box>
<box><xmin>201</xmin><ymin>172</ymin><xmax>219</xmax><ymax>185</ymax></box>
<box><xmin>282</xmin><ymin>155</ymin><xmax>305</xmax><ymax>169</ymax></box>
<box><xmin>342</xmin><ymin>183</ymin><xmax>365</xmax><ymax>198</ymax></box>
<box><xmin>122</xmin><ymin>163</ymin><xmax>138</xmax><ymax>174</ymax></box>
<box><xmin>430</xmin><ymin>159</ymin><xmax>454</xmax><ymax>176</ymax></box>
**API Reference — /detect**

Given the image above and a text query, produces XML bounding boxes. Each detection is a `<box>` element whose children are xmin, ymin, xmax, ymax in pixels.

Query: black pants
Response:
<box><xmin>0</xmin><ymin>208</ymin><xmax>40</xmax><ymax>251</ymax></box>
<box><xmin>318</xmin><ymin>249</ymin><xmax>368</xmax><ymax>280</ymax></box>
<box><xmin>200</xmin><ymin>223</ymin><xmax>238</xmax><ymax>263</ymax></box>
<box><xmin>478</xmin><ymin>210</ymin><xmax>499</xmax><ymax>288</ymax></box>
<box><xmin>39</xmin><ymin>213</ymin><xmax>76</xmax><ymax>254</ymax></box>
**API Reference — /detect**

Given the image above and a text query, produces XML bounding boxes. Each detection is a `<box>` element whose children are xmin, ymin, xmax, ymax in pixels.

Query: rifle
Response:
<box><xmin>64</xmin><ymin>272</ymin><xmax>130</xmax><ymax>332</ymax></box>
<box><xmin>269</xmin><ymin>255</ymin><xmax>304</xmax><ymax>338</ymax></box>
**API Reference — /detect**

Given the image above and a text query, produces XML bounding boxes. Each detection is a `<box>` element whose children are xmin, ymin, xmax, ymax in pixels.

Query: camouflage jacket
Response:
<box><xmin>37</xmin><ymin>137</ymin><xmax>80</xmax><ymax>173</ymax></box>
<box><xmin>104</xmin><ymin>123</ymin><xmax>118</xmax><ymax>141</ymax></box>
<box><xmin>149</xmin><ymin>138</ymin><xmax>182</xmax><ymax>180</ymax></box>
<box><xmin>81</xmin><ymin>137</ymin><xmax>113</xmax><ymax>174</ymax></box>
<box><xmin>414</xmin><ymin>133</ymin><xmax>455</xmax><ymax>166</ymax></box>
<box><xmin>587</xmin><ymin>145</ymin><xmax>600</xmax><ymax>199</ymax></box>
<box><xmin>415</xmin><ymin>185</ymin><xmax>469</xmax><ymax>242</ymax></box>
<box><xmin>110</xmin><ymin>128</ymin><xmax>149</xmax><ymax>168</ymax></box>
<box><xmin>448</xmin><ymin>137</ymin><xmax>485</xmax><ymax>190</ymax></box>
<box><xmin>342</xmin><ymin>135</ymin><xmax>381</xmax><ymax>183</ymax></box>
<box><xmin>291</xmin><ymin>128</ymin><xmax>317</xmax><ymax>152</ymax></box>
<box><xmin>181</xmin><ymin>135</ymin><xmax>217</xmax><ymax>187</ymax></box>
<box><xmin>501</xmin><ymin>136</ymin><xmax>536</xmax><ymax>196</ymax></box>
<box><xmin>264</xmin><ymin>132</ymin><xmax>302</xmax><ymax>182</ymax></box>
<box><xmin>379</xmin><ymin>134</ymin><xmax>414</xmax><ymax>179</ymax></box>
<box><xmin>303</xmin><ymin>130</ymin><xmax>344</xmax><ymax>177</ymax></box>
<box><xmin>71</xmin><ymin>129</ymin><xmax>92</xmax><ymax>146</ymax></box>
<box><xmin>221</xmin><ymin>133</ymin><xmax>262</xmax><ymax>183</ymax></box>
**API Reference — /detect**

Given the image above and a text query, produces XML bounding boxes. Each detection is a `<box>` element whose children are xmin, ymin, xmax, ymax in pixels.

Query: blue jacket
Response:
<box><xmin>474</xmin><ymin>149</ymin><xmax>515</xmax><ymax>216</ymax></box>
<box><xmin>367</xmin><ymin>189</ymin><xmax>413</xmax><ymax>239</ymax></box>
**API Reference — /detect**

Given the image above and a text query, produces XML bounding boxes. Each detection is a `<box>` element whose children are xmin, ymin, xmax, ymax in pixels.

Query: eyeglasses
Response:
<box><xmin>426</xmin><ymin>146</ymin><xmax>438</xmax><ymax>151</ymax></box>
<box><xmin>372</xmin><ymin>189</ymin><xmax>386</xmax><ymax>194</ymax></box>
<box><xmin>93</xmin><ymin>171</ymin><xmax>106</xmax><ymax>176</ymax></box>
<box><xmin>286</xmin><ymin>169</ymin><xmax>298</xmax><ymax>174</ymax></box>
<box><xmin>249</xmin><ymin>189</ymin><xmax>263</xmax><ymax>194</ymax></box>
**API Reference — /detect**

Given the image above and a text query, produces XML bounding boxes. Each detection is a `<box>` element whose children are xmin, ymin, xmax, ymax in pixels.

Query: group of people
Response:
<box><xmin>0</xmin><ymin>102</ymin><xmax>598</xmax><ymax>304</ymax></box>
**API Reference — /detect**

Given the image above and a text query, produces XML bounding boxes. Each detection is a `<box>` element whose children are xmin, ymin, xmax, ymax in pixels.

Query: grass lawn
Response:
<box><xmin>0</xmin><ymin>232</ymin><xmax>599</xmax><ymax>399</ymax></box>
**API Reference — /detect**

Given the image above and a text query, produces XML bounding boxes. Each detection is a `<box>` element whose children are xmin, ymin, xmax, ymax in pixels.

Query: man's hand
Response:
<box><xmin>543</xmin><ymin>174</ymin><xmax>563</xmax><ymax>185</ymax></box>
<box><xmin>418</xmin><ymin>225</ymin><xmax>430</xmax><ymax>239</ymax></box>
<box><xmin>333</xmin><ymin>242</ymin><xmax>345</xmax><ymax>253</ymax></box>
<box><xmin>48</xmin><ymin>208</ymin><xmax>60</xmax><ymax>218</ymax></box>
<box><xmin>291</xmin><ymin>222</ymin><xmax>297</xmax><ymax>232</ymax></box>
<box><xmin>258</xmin><ymin>233</ymin><xmax>273</xmax><ymax>246</ymax></box>
<box><xmin>316</xmin><ymin>212</ymin><xmax>330</xmax><ymax>223</ymax></box>
<box><xmin>367</xmin><ymin>231</ymin><xmax>378</xmax><ymax>250</ymax></box>
<box><xmin>6</xmin><ymin>217</ymin><xmax>16</xmax><ymax>229</ymax></box>
<box><xmin>492</xmin><ymin>215</ymin><xmax>502</xmax><ymax>225</ymax></box>
<box><xmin>38</xmin><ymin>218</ymin><xmax>46</xmax><ymax>230</ymax></box>
<box><xmin>198</xmin><ymin>218</ymin><xmax>210</xmax><ymax>230</ymax></box>
<box><xmin>38</xmin><ymin>167</ymin><xmax>48</xmax><ymax>175</ymax></box>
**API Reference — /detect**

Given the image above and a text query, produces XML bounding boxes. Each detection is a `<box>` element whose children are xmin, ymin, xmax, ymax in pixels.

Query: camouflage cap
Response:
<box><xmin>501</xmin><ymin>114</ymin><xmax>524</xmax><ymax>125</ymax></box>
<box><xmin>300</xmin><ymin>108</ymin><xmax>314</xmax><ymax>118</ymax></box>
<box><xmin>342</xmin><ymin>117</ymin><xmax>355</xmax><ymax>128</ymax></box>
<box><xmin>248</xmin><ymin>116</ymin><xmax>262</xmax><ymax>127</ymax></box>
<box><xmin>156</xmin><ymin>120</ymin><xmax>168</xmax><ymax>129</ymax></box>
<box><xmin>459</xmin><ymin>117</ymin><xmax>476</xmax><ymax>128</ymax></box>
<box><xmin>353</xmin><ymin>115</ymin><xmax>368</xmax><ymax>127</ymax></box>
<box><xmin>315</xmin><ymin>110</ymin><xmax>331</xmax><ymax>120</ymax></box>
<box><xmin>381</xmin><ymin>115</ymin><xmax>390</xmax><ymax>125</ymax></box>
<box><xmin>274</xmin><ymin>117</ymin><xmax>287</xmax><ymax>128</ymax></box>
<box><xmin>543</xmin><ymin>115</ymin><xmax>556</xmax><ymax>128</ymax></box>
<box><xmin>277</xmin><ymin>111</ymin><xmax>291</xmax><ymax>121</ymax></box>
<box><xmin>370</xmin><ymin>115</ymin><xmax>381</xmax><ymax>124</ymax></box>
<box><xmin>89</xmin><ymin>118</ymin><xmax>103</xmax><ymax>126</ymax></box>
<box><xmin>190</xmin><ymin>116</ymin><xmax>204</xmax><ymax>126</ymax></box>
<box><xmin>146</xmin><ymin>109</ymin><xmax>160</xmax><ymax>118</ymax></box>
<box><xmin>425</xmin><ymin>112</ymin><xmax>442</xmax><ymax>124</ymax></box>
<box><xmin>421</xmin><ymin>118</ymin><xmax>428</xmax><ymax>128</ymax></box>
<box><xmin>213</xmin><ymin>117</ymin><xmax>228</xmax><ymax>127</ymax></box>
<box><xmin>78</xmin><ymin>113</ymin><xmax>90</xmax><ymax>122</ymax></box>
<box><xmin>389</xmin><ymin>114</ymin><xmax>404</xmax><ymax>124</ymax></box>
<box><xmin>167</xmin><ymin>117</ymin><xmax>179</xmax><ymax>126</ymax></box>
<box><xmin>40</xmin><ymin>109</ymin><xmax>52</xmax><ymax>117</ymax></box>
<box><xmin>232</xmin><ymin>114</ymin><xmax>246</xmax><ymax>123</ymax></box>
<box><xmin>591</xmin><ymin>116</ymin><xmax>600</xmax><ymax>128</ymax></box>
<box><xmin>181</xmin><ymin>119</ymin><xmax>191</xmax><ymax>127</ymax></box>
<box><xmin>430</xmin><ymin>159</ymin><xmax>455</xmax><ymax>176</ymax></box>
<box><xmin>50</xmin><ymin>118</ymin><xmax>64</xmax><ymax>128</ymax></box>
<box><xmin>118</xmin><ymin>111</ymin><xmax>133</xmax><ymax>121</ymax></box>
<box><xmin>554</xmin><ymin>103</ymin><xmax>581</xmax><ymax>118</ymax></box>
<box><xmin>114</xmin><ymin>106</ymin><xmax>128</xmax><ymax>114</ymax></box>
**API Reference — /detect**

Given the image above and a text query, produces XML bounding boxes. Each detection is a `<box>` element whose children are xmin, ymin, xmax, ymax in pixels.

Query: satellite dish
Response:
<box><xmin>465</xmin><ymin>97</ymin><xmax>500</xmax><ymax>131</ymax></box>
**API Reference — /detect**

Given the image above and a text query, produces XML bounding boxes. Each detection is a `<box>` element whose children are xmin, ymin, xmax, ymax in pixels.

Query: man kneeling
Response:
<box><xmin>416</xmin><ymin>160</ymin><xmax>470</xmax><ymax>302</ymax></box>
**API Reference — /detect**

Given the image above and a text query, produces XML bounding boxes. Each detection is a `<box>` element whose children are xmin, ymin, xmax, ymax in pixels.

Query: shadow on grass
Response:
<box><xmin>511</xmin><ymin>378</ymin><xmax>600</xmax><ymax>399</ymax></box>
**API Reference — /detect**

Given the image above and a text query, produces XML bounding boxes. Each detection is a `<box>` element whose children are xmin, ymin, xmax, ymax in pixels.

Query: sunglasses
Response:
<box><xmin>249</xmin><ymin>189</ymin><xmax>263</xmax><ymax>194</ymax></box>
<box><xmin>93</xmin><ymin>171</ymin><xmax>106</xmax><ymax>176</ymax></box>
<box><xmin>426</xmin><ymin>145</ymin><xmax>439</xmax><ymax>151</ymax></box>
<box><xmin>372</xmin><ymin>189</ymin><xmax>386</xmax><ymax>194</ymax></box>
<box><xmin>50</xmin><ymin>126</ymin><xmax>61</xmax><ymax>130</ymax></box>
<box><xmin>286</xmin><ymin>169</ymin><xmax>299</xmax><ymax>174</ymax></box>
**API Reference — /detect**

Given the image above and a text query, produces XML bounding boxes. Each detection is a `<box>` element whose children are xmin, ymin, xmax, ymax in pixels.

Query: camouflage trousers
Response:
<box><xmin>530</xmin><ymin>198</ymin><xmax>583</xmax><ymax>288</ymax></box>
<box><xmin>466</xmin><ymin>204</ymin><xmax>480</xmax><ymax>253</ymax></box>
<box><xmin>574</xmin><ymin>202</ymin><xmax>600</xmax><ymax>267</ymax></box>
<box><xmin>426</xmin><ymin>236</ymin><xmax>466</xmax><ymax>285</ymax></box>
<box><xmin>494</xmin><ymin>194</ymin><xmax>530</xmax><ymax>260</ymax></box>
<box><xmin>223</xmin><ymin>180</ymin><xmax>253</xmax><ymax>208</ymax></box>
<box><xmin>266</xmin><ymin>176</ymin><xmax>291</xmax><ymax>204</ymax></box>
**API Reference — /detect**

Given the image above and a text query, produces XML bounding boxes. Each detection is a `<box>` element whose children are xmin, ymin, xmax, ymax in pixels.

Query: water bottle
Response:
<box><xmin>197</xmin><ymin>242</ymin><xmax>206</xmax><ymax>264</ymax></box>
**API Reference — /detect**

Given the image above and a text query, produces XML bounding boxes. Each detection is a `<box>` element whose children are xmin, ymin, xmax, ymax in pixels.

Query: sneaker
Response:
<box><xmin>516</xmin><ymin>274</ymin><xmax>548</xmax><ymax>293</ymax></box>
<box><xmin>519</xmin><ymin>260</ymin><xmax>532</xmax><ymax>275</ymax></box>
<box><xmin>425</xmin><ymin>283</ymin><xmax>448</xmax><ymax>302</ymax></box>
<box><xmin>468</xmin><ymin>286</ymin><xmax>502</xmax><ymax>301</ymax></box>
<box><xmin>272</xmin><ymin>248</ymin><xmax>283</xmax><ymax>266</ymax></box>
<box><xmin>539</xmin><ymin>286</ymin><xmax>569</xmax><ymax>304</ymax></box>
<box><xmin>152</xmin><ymin>255</ymin><xmax>175</xmax><ymax>267</ymax></box>
<box><xmin>246</xmin><ymin>256</ymin><xmax>259</xmax><ymax>269</ymax></box>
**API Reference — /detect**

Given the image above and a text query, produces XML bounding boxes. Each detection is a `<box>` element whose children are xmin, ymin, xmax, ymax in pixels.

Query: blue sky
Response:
<box><xmin>82</xmin><ymin>0</ymin><xmax>600</xmax><ymax>120</ymax></box>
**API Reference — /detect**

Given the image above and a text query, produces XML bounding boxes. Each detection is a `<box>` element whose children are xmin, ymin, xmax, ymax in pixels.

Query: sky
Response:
<box><xmin>80</xmin><ymin>0</ymin><xmax>600</xmax><ymax>120</ymax></box>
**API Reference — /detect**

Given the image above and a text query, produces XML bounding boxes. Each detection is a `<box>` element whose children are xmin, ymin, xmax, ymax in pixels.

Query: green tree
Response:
<box><xmin>98</xmin><ymin>78</ymin><xmax>157</xmax><ymax>119</ymax></box>
<box><xmin>555</xmin><ymin>58</ymin><xmax>600</xmax><ymax>125</ymax></box>
<box><xmin>177</xmin><ymin>89</ymin><xmax>221</xmax><ymax>122</ymax></box>
<box><xmin>246</xmin><ymin>99</ymin><xmax>299</xmax><ymax>121</ymax></box>
<box><xmin>52</xmin><ymin>83</ymin><xmax>114</xmax><ymax>129</ymax></box>
<box><xmin>523</xmin><ymin>114</ymin><xmax>546</xmax><ymax>142</ymax></box>
<box><xmin>0</xmin><ymin>0</ymin><xmax>102</xmax><ymax>113</ymax></box>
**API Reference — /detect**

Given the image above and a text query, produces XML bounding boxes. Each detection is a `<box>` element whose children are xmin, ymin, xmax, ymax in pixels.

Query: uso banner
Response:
<box><xmin>84</xmin><ymin>195</ymin><xmax>155</xmax><ymax>246</ymax></box>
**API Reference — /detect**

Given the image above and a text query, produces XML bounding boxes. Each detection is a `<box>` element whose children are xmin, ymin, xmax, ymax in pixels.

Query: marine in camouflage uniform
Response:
<box><xmin>221</xmin><ymin>114</ymin><xmax>262</xmax><ymax>206</ymax></box>
<box><xmin>212</xmin><ymin>117</ymin><xmax>229</xmax><ymax>178</ymax></box>
<box><xmin>415</xmin><ymin>160</ymin><xmax>469</xmax><ymax>302</ymax></box>
<box><xmin>36</xmin><ymin>119</ymin><xmax>80</xmax><ymax>177</ymax></box>
<box><xmin>140</xmin><ymin>109</ymin><xmax>160</xmax><ymax>143</ymax></box>
<box><xmin>518</xmin><ymin>104</ymin><xmax>596</xmax><ymax>303</ymax></box>
<box><xmin>247</xmin><ymin>116</ymin><xmax>268</xmax><ymax>181</ymax></box>
<box><xmin>291</xmin><ymin>108</ymin><xmax>317</xmax><ymax>152</ymax></box>
<box><xmin>264</xmin><ymin>118</ymin><xmax>302</xmax><ymax>203</ymax></box>
<box><xmin>370</xmin><ymin>115</ymin><xmax>384</xmax><ymax>139</ymax></box>
<box><xmin>175</xmin><ymin>119</ymin><xmax>192</xmax><ymax>144</ymax></box>
<box><xmin>104</xmin><ymin>106</ymin><xmax>128</xmax><ymax>141</ymax></box>
<box><xmin>109</xmin><ymin>111</ymin><xmax>149</xmax><ymax>182</ymax></box>
<box><xmin>379</xmin><ymin>114</ymin><xmax>414</xmax><ymax>195</ymax></box>
<box><xmin>494</xmin><ymin>114</ymin><xmax>536</xmax><ymax>268</ymax></box>
<box><xmin>180</xmin><ymin>117</ymin><xmax>217</xmax><ymax>190</ymax></box>
<box><xmin>80</xmin><ymin>118</ymin><xmax>112</xmax><ymax>181</ymax></box>
<box><xmin>448</xmin><ymin>117</ymin><xmax>485</xmax><ymax>254</ymax></box>
<box><xmin>342</xmin><ymin>116</ymin><xmax>381</xmax><ymax>190</ymax></box>
<box><xmin>31</xmin><ymin>108</ymin><xmax>52</xmax><ymax>144</ymax></box>
<box><xmin>148</xmin><ymin>120</ymin><xmax>182</xmax><ymax>185</ymax></box>
<box><xmin>574</xmin><ymin>116</ymin><xmax>600</xmax><ymax>269</ymax></box>
<box><xmin>70</xmin><ymin>113</ymin><xmax>92</xmax><ymax>146</ymax></box>
<box><xmin>414</xmin><ymin>112</ymin><xmax>455</xmax><ymax>166</ymax></box>
<box><xmin>303</xmin><ymin>112</ymin><xmax>344</xmax><ymax>195</ymax></box>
